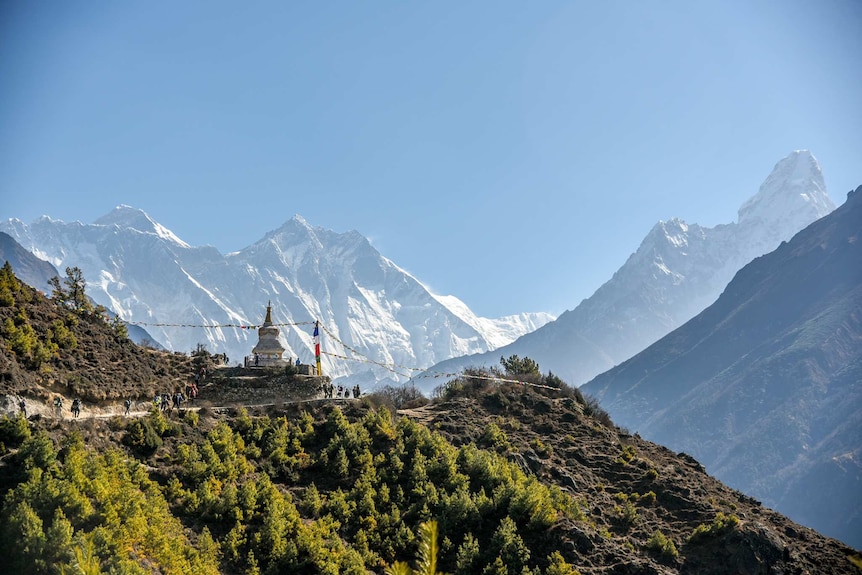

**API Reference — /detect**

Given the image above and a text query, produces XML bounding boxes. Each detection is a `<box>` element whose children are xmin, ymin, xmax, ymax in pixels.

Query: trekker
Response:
<box><xmin>124</xmin><ymin>398</ymin><xmax>132</xmax><ymax>416</ymax></box>
<box><xmin>18</xmin><ymin>398</ymin><xmax>26</xmax><ymax>417</ymax></box>
<box><xmin>71</xmin><ymin>398</ymin><xmax>81</xmax><ymax>419</ymax></box>
<box><xmin>54</xmin><ymin>397</ymin><xmax>64</xmax><ymax>417</ymax></box>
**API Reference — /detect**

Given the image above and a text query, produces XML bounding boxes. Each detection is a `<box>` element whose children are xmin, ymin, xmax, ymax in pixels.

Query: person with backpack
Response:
<box><xmin>54</xmin><ymin>397</ymin><xmax>64</xmax><ymax>417</ymax></box>
<box><xmin>71</xmin><ymin>398</ymin><xmax>81</xmax><ymax>419</ymax></box>
<box><xmin>124</xmin><ymin>398</ymin><xmax>132</xmax><ymax>416</ymax></box>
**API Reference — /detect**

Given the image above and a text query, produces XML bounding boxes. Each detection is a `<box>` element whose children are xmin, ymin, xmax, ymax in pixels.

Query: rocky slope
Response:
<box><xmin>0</xmin><ymin>266</ymin><xmax>859</xmax><ymax>573</ymax></box>
<box><xmin>396</xmin><ymin>382</ymin><xmax>859</xmax><ymax>572</ymax></box>
<box><xmin>582</xmin><ymin>185</ymin><xmax>862</xmax><ymax>548</ymax></box>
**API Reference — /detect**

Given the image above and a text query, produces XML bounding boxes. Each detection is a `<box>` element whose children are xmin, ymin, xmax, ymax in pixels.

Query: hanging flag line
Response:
<box><xmin>318</xmin><ymin>323</ymin><xmax>425</xmax><ymax>374</ymax></box>
<box><xmin>317</xmin><ymin>323</ymin><xmax>561</xmax><ymax>391</ymax></box>
<box><xmin>321</xmin><ymin>350</ymin><xmax>413</xmax><ymax>379</ymax></box>
<box><xmin>122</xmin><ymin>317</ymin><xmax>560</xmax><ymax>391</ymax></box>
<box><xmin>124</xmin><ymin>320</ymin><xmax>317</xmax><ymax>329</ymax></box>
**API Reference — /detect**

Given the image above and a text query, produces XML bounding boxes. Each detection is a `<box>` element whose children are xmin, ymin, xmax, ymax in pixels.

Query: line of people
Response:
<box><xmin>41</xmin><ymin>396</ymin><xmax>83</xmax><ymax>418</ymax></box>
<box><xmin>321</xmin><ymin>383</ymin><xmax>360</xmax><ymax>399</ymax></box>
<box><xmin>153</xmin><ymin>391</ymin><xmax>187</xmax><ymax>413</ymax></box>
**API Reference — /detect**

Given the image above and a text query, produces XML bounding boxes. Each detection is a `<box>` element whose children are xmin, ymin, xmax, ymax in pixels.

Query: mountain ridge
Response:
<box><xmin>414</xmin><ymin>150</ymin><xmax>836</xmax><ymax>392</ymax></box>
<box><xmin>581</xmin><ymin>184</ymin><xmax>862</xmax><ymax>548</ymax></box>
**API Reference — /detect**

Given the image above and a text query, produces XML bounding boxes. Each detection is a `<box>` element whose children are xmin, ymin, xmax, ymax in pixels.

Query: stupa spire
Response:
<box><xmin>264</xmin><ymin>300</ymin><xmax>273</xmax><ymax>325</ymax></box>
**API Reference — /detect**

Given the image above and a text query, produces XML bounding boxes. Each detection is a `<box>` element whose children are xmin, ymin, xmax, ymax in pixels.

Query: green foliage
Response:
<box><xmin>544</xmin><ymin>551</ymin><xmax>581</xmax><ymax>575</ymax></box>
<box><xmin>109</xmin><ymin>314</ymin><xmax>129</xmax><ymax>339</ymax></box>
<box><xmin>529</xmin><ymin>437</ymin><xmax>552</xmax><ymax>459</ymax></box>
<box><xmin>123</xmin><ymin>409</ymin><xmax>178</xmax><ymax>456</ymax></box>
<box><xmin>0</xmin><ymin>261</ymin><xmax>23</xmax><ymax>306</ymax></box>
<box><xmin>480</xmin><ymin>422</ymin><xmax>512</xmax><ymax>453</ymax></box>
<box><xmin>500</xmin><ymin>355</ymin><xmax>541</xmax><ymax>377</ymax></box>
<box><xmin>689</xmin><ymin>512</ymin><xmax>741</xmax><ymax>542</ymax></box>
<box><xmin>49</xmin><ymin>267</ymin><xmax>93</xmax><ymax>315</ymax></box>
<box><xmin>638</xmin><ymin>491</ymin><xmax>656</xmax><ymax>505</ymax></box>
<box><xmin>488</xmin><ymin>516</ymin><xmax>531</xmax><ymax>574</ymax></box>
<box><xmin>184</xmin><ymin>409</ymin><xmax>200</xmax><ymax>427</ymax></box>
<box><xmin>50</xmin><ymin>318</ymin><xmax>78</xmax><ymax>349</ymax></box>
<box><xmin>616</xmin><ymin>501</ymin><xmax>638</xmax><ymax>529</ymax></box>
<box><xmin>385</xmin><ymin>520</ymin><xmax>449</xmax><ymax>575</ymax></box>
<box><xmin>454</xmin><ymin>533</ymin><xmax>480</xmax><ymax>575</ymax></box>
<box><xmin>0</xmin><ymin>413</ymin><xmax>32</xmax><ymax>451</ymax></box>
<box><xmin>1</xmin><ymin>432</ymin><xmax>219</xmax><ymax>574</ymax></box>
<box><xmin>646</xmin><ymin>530</ymin><xmax>679</xmax><ymax>561</ymax></box>
<box><xmin>615</xmin><ymin>444</ymin><xmax>637</xmax><ymax>465</ymax></box>
<box><xmin>1</xmin><ymin>401</ymin><xmax>583</xmax><ymax>574</ymax></box>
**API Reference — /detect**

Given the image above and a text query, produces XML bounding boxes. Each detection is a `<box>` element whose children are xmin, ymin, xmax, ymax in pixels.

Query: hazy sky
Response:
<box><xmin>2</xmin><ymin>1</ymin><xmax>860</xmax><ymax>318</ymax></box>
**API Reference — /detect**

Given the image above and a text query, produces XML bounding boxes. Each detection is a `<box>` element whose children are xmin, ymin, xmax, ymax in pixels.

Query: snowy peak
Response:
<box><xmin>94</xmin><ymin>205</ymin><xmax>190</xmax><ymax>247</ymax></box>
<box><xmin>0</xmin><ymin>210</ymin><xmax>550</xmax><ymax>387</ymax></box>
<box><xmin>737</xmin><ymin>150</ymin><xmax>833</xmax><ymax>227</ymax></box>
<box><xmin>415</xmin><ymin>151</ymin><xmax>838</xmax><ymax>393</ymax></box>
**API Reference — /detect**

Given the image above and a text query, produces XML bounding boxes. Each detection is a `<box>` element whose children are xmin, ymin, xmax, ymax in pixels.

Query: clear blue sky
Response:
<box><xmin>2</xmin><ymin>1</ymin><xmax>860</xmax><ymax>318</ymax></box>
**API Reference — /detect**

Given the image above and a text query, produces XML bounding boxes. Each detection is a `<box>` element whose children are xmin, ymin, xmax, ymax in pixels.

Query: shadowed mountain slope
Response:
<box><xmin>582</xmin><ymin>185</ymin><xmax>862</xmax><ymax>548</ymax></box>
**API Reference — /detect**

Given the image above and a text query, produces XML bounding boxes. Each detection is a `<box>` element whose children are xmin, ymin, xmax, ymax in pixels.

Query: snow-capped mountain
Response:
<box><xmin>0</xmin><ymin>210</ymin><xmax>553</xmax><ymax>387</ymax></box>
<box><xmin>415</xmin><ymin>151</ymin><xmax>836</xmax><ymax>391</ymax></box>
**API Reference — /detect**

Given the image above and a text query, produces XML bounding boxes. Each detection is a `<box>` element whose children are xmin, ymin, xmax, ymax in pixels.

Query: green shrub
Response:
<box><xmin>530</xmin><ymin>437</ymin><xmax>552</xmax><ymax>458</ymax></box>
<box><xmin>479</xmin><ymin>423</ymin><xmax>511</xmax><ymax>453</ymax></box>
<box><xmin>689</xmin><ymin>512</ymin><xmax>740</xmax><ymax>542</ymax></box>
<box><xmin>544</xmin><ymin>550</ymin><xmax>581</xmax><ymax>575</ymax></box>
<box><xmin>615</xmin><ymin>445</ymin><xmax>636</xmax><ymax>465</ymax></box>
<box><xmin>184</xmin><ymin>409</ymin><xmax>200</xmax><ymax>427</ymax></box>
<box><xmin>646</xmin><ymin>530</ymin><xmax>678</xmax><ymax>561</ymax></box>
<box><xmin>0</xmin><ymin>414</ymin><xmax>31</xmax><ymax>450</ymax></box>
<box><xmin>617</xmin><ymin>501</ymin><xmax>638</xmax><ymax>529</ymax></box>
<box><xmin>123</xmin><ymin>418</ymin><xmax>163</xmax><ymax>455</ymax></box>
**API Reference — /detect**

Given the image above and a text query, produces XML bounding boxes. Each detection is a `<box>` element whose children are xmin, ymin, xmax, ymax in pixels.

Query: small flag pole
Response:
<box><xmin>314</xmin><ymin>320</ymin><xmax>322</xmax><ymax>377</ymax></box>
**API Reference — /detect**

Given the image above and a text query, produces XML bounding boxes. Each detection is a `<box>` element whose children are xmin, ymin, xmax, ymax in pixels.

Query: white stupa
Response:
<box><xmin>250</xmin><ymin>302</ymin><xmax>288</xmax><ymax>367</ymax></box>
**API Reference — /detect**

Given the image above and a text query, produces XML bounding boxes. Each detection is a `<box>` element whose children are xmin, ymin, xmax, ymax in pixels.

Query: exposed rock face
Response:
<box><xmin>582</xmin><ymin>185</ymin><xmax>862</xmax><ymax>548</ymax></box>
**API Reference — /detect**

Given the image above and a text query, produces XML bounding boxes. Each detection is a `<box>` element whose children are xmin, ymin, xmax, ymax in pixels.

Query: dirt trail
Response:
<box><xmin>2</xmin><ymin>393</ymin><xmax>360</xmax><ymax>422</ymax></box>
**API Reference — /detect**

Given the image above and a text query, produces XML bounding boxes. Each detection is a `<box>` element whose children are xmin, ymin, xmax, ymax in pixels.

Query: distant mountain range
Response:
<box><xmin>582</xmin><ymin>184</ymin><xmax>862</xmax><ymax>549</ymax></box>
<box><xmin>414</xmin><ymin>151</ymin><xmax>836</xmax><ymax>393</ymax></box>
<box><xmin>0</xmin><ymin>212</ymin><xmax>552</xmax><ymax>387</ymax></box>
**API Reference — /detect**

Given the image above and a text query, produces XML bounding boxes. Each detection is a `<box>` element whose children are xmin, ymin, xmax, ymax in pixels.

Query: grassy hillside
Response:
<box><xmin>0</xmin><ymin>263</ymin><xmax>859</xmax><ymax>574</ymax></box>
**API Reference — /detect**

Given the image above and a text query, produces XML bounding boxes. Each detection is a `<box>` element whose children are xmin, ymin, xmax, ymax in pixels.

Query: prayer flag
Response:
<box><xmin>313</xmin><ymin>321</ymin><xmax>322</xmax><ymax>376</ymax></box>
